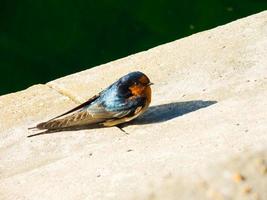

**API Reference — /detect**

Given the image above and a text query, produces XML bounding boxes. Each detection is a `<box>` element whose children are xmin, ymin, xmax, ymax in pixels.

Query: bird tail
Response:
<box><xmin>36</xmin><ymin>118</ymin><xmax>70</xmax><ymax>130</ymax></box>
<box><xmin>33</xmin><ymin>111</ymin><xmax>96</xmax><ymax>130</ymax></box>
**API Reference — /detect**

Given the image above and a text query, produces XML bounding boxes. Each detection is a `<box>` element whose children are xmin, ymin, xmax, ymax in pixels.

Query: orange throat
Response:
<box><xmin>145</xmin><ymin>86</ymin><xmax>151</xmax><ymax>104</ymax></box>
<box><xmin>129</xmin><ymin>85</ymin><xmax>151</xmax><ymax>104</ymax></box>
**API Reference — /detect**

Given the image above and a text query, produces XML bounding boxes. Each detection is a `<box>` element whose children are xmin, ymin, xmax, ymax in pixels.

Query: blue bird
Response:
<box><xmin>32</xmin><ymin>71</ymin><xmax>152</xmax><ymax>131</ymax></box>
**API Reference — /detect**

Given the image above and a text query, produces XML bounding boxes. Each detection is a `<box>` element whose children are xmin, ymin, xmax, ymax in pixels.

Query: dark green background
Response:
<box><xmin>0</xmin><ymin>0</ymin><xmax>266</xmax><ymax>95</ymax></box>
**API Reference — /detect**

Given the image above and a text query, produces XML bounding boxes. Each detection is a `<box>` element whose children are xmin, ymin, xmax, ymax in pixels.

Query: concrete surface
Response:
<box><xmin>0</xmin><ymin>11</ymin><xmax>267</xmax><ymax>200</ymax></box>
<box><xmin>134</xmin><ymin>150</ymin><xmax>267</xmax><ymax>200</ymax></box>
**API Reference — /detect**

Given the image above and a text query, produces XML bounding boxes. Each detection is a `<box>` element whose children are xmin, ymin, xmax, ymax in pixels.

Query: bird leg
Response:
<box><xmin>116</xmin><ymin>124</ymin><xmax>129</xmax><ymax>135</ymax></box>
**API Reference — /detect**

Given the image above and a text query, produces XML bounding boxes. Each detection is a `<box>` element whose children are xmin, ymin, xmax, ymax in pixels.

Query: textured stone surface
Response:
<box><xmin>133</xmin><ymin>150</ymin><xmax>267</xmax><ymax>200</ymax></box>
<box><xmin>0</xmin><ymin>84</ymin><xmax>77</xmax><ymax>180</ymax></box>
<box><xmin>1</xmin><ymin>11</ymin><xmax>267</xmax><ymax>200</ymax></box>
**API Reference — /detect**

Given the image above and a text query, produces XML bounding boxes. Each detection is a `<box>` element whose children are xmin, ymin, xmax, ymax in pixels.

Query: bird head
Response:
<box><xmin>119</xmin><ymin>71</ymin><xmax>153</xmax><ymax>97</ymax></box>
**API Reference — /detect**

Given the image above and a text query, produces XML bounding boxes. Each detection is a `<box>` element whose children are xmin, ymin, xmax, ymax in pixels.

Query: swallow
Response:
<box><xmin>30</xmin><ymin>71</ymin><xmax>152</xmax><ymax>133</ymax></box>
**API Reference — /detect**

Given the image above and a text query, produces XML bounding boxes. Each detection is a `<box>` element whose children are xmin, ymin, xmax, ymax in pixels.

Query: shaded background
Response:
<box><xmin>0</xmin><ymin>0</ymin><xmax>266</xmax><ymax>95</ymax></box>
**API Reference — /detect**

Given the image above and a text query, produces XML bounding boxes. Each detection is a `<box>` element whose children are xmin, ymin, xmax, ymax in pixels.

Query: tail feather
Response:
<box><xmin>36</xmin><ymin>119</ymin><xmax>68</xmax><ymax>130</ymax></box>
<box><xmin>35</xmin><ymin>111</ymin><xmax>103</xmax><ymax>130</ymax></box>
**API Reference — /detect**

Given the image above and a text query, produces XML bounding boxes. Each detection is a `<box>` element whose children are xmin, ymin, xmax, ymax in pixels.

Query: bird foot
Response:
<box><xmin>116</xmin><ymin>125</ymin><xmax>129</xmax><ymax>135</ymax></box>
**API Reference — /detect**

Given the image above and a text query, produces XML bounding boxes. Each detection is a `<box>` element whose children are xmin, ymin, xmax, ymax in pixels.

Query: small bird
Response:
<box><xmin>30</xmin><ymin>71</ymin><xmax>152</xmax><ymax>132</ymax></box>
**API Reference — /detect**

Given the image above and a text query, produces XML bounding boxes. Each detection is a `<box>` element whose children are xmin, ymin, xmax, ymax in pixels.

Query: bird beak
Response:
<box><xmin>147</xmin><ymin>82</ymin><xmax>154</xmax><ymax>86</ymax></box>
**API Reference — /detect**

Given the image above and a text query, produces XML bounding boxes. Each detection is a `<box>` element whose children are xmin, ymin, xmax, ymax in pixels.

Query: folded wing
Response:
<box><xmin>35</xmin><ymin>95</ymin><xmax>146</xmax><ymax>130</ymax></box>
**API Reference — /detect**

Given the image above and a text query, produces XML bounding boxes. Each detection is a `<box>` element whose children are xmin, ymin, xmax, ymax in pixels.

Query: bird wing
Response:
<box><xmin>34</xmin><ymin>101</ymin><xmax>131</xmax><ymax>130</ymax></box>
<box><xmin>31</xmin><ymin>94</ymin><xmax>100</xmax><ymax>130</ymax></box>
<box><xmin>47</xmin><ymin>94</ymin><xmax>100</xmax><ymax>121</ymax></box>
<box><xmin>34</xmin><ymin>95</ymin><xmax>146</xmax><ymax>130</ymax></box>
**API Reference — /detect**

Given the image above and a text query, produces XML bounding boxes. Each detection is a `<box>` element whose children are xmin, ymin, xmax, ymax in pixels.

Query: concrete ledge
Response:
<box><xmin>133</xmin><ymin>150</ymin><xmax>267</xmax><ymax>200</ymax></box>
<box><xmin>0</xmin><ymin>11</ymin><xmax>267</xmax><ymax>200</ymax></box>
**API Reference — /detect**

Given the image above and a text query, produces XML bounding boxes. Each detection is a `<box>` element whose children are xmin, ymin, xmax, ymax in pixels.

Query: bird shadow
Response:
<box><xmin>27</xmin><ymin>100</ymin><xmax>217</xmax><ymax>137</ymax></box>
<box><xmin>123</xmin><ymin>100</ymin><xmax>217</xmax><ymax>126</ymax></box>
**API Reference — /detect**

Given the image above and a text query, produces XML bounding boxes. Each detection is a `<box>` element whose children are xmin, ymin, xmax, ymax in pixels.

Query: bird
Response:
<box><xmin>29</xmin><ymin>71</ymin><xmax>152</xmax><ymax>133</ymax></box>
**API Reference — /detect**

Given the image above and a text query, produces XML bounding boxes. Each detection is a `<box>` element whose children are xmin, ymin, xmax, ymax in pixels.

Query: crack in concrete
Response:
<box><xmin>45</xmin><ymin>83</ymin><xmax>82</xmax><ymax>104</ymax></box>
